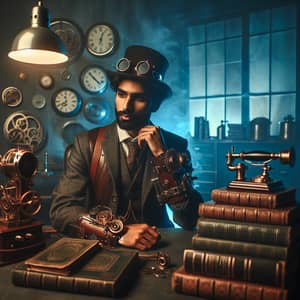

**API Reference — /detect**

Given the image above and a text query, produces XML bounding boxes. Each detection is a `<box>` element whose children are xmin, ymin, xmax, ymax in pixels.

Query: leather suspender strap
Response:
<box><xmin>90</xmin><ymin>127</ymin><xmax>105</xmax><ymax>187</ymax></box>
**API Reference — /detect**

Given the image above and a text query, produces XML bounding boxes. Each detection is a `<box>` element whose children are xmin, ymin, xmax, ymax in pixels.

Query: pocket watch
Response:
<box><xmin>52</xmin><ymin>88</ymin><xmax>82</xmax><ymax>117</ymax></box>
<box><xmin>50</xmin><ymin>19</ymin><xmax>84</xmax><ymax>63</ymax></box>
<box><xmin>80</xmin><ymin>65</ymin><xmax>108</xmax><ymax>94</ymax></box>
<box><xmin>1</xmin><ymin>86</ymin><xmax>23</xmax><ymax>107</ymax></box>
<box><xmin>86</xmin><ymin>23</ymin><xmax>118</xmax><ymax>56</ymax></box>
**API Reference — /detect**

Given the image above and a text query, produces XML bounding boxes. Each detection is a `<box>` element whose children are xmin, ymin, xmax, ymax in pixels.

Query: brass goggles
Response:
<box><xmin>115</xmin><ymin>57</ymin><xmax>163</xmax><ymax>81</ymax></box>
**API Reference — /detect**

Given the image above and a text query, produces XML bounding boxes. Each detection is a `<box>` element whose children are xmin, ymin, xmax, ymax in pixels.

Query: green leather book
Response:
<box><xmin>192</xmin><ymin>235</ymin><xmax>299</xmax><ymax>261</ymax></box>
<box><xmin>12</xmin><ymin>247</ymin><xmax>139</xmax><ymax>297</ymax></box>
<box><xmin>196</xmin><ymin>217</ymin><xmax>300</xmax><ymax>246</ymax></box>
<box><xmin>183</xmin><ymin>249</ymin><xmax>298</xmax><ymax>288</ymax></box>
<box><xmin>24</xmin><ymin>237</ymin><xmax>99</xmax><ymax>275</ymax></box>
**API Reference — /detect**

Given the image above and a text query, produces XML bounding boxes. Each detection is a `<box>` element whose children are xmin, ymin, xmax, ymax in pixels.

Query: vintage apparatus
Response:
<box><xmin>226</xmin><ymin>147</ymin><xmax>294</xmax><ymax>192</ymax></box>
<box><xmin>0</xmin><ymin>148</ymin><xmax>44</xmax><ymax>265</ymax></box>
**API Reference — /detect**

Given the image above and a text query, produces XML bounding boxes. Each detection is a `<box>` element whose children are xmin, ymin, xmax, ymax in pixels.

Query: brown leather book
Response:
<box><xmin>12</xmin><ymin>248</ymin><xmax>139</xmax><ymax>297</ymax></box>
<box><xmin>25</xmin><ymin>237</ymin><xmax>100</xmax><ymax>275</ymax></box>
<box><xmin>183</xmin><ymin>249</ymin><xmax>298</xmax><ymax>288</ymax></box>
<box><xmin>171</xmin><ymin>266</ymin><xmax>288</xmax><ymax>300</ymax></box>
<box><xmin>211</xmin><ymin>188</ymin><xmax>296</xmax><ymax>208</ymax></box>
<box><xmin>198</xmin><ymin>203</ymin><xmax>300</xmax><ymax>225</ymax></box>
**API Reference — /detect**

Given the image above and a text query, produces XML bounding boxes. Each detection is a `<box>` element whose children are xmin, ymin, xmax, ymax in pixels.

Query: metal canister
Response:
<box><xmin>194</xmin><ymin>116</ymin><xmax>209</xmax><ymax>140</ymax></box>
<box><xmin>279</xmin><ymin>115</ymin><xmax>295</xmax><ymax>141</ymax></box>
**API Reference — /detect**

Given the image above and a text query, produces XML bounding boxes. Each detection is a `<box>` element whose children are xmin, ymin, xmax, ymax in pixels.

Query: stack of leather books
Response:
<box><xmin>172</xmin><ymin>187</ymin><xmax>300</xmax><ymax>300</ymax></box>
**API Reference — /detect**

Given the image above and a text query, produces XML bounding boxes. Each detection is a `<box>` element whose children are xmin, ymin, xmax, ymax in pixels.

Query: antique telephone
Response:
<box><xmin>0</xmin><ymin>147</ymin><xmax>44</xmax><ymax>265</ymax></box>
<box><xmin>226</xmin><ymin>147</ymin><xmax>294</xmax><ymax>192</ymax></box>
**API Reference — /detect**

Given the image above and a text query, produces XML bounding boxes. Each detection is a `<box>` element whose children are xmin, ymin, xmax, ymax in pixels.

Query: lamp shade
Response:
<box><xmin>8</xmin><ymin>1</ymin><xmax>68</xmax><ymax>65</ymax></box>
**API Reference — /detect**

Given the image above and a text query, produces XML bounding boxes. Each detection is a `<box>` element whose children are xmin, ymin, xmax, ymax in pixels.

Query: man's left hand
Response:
<box><xmin>137</xmin><ymin>125</ymin><xmax>165</xmax><ymax>157</ymax></box>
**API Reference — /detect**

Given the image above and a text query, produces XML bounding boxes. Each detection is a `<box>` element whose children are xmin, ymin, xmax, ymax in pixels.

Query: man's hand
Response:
<box><xmin>118</xmin><ymin>224</ymin><xmax>160</xmax><ymax>251</ymax></box>
<box><xmin>137</xmin><ymin>125</ymin><xmax>165</xmax><ymax>157</ymax></box>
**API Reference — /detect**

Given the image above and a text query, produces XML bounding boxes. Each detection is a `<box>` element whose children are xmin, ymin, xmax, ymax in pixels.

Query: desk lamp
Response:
<box><xmin>8</xmin><ymin>0</ymin><xmax>68</xmax><ymax>65</ymax></box>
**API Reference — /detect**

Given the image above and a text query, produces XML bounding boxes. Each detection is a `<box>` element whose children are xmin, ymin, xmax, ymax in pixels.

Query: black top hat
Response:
<box><xmin>106</xmin><ymin>45</ymin><xmax>172</xmax><ymax>101</ymax></box>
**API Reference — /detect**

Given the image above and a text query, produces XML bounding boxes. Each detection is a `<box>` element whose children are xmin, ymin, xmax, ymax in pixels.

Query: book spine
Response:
<box><xmin>183</xmin><ymin>249</ymin><xmax>286</xmax><ymax>287</ymax></box>
<box><xmin>211</xmin><ymin>189</ymin><xmax>295</xmax><ymax>208</ymax></box>
<box><xmin>196</xmin><ymin>218</ymin><xmax>294</xmax><ymax>246</ymax></box>
<box><xmin>192</xmin><ymin>235</ymin><xmax>291</xmax><ymax>260</ymax></box>
<box><xmin>198</xmin><ymin>204</ymin><xmax>298</xmax><ymax>225</ymax></box>
<box><xmin>171</xmin><ymin>268</ymin><xmax>288</xmax><ymax>300</ymax></box>
<box><xmin>12</xmin><ymin>268</ymin><xmax>114</xmax><ymax>297</ymax></box>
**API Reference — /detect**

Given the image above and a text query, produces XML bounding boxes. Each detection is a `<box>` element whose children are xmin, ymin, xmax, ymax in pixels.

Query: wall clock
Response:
<box><xmin>39</xmin><ymin>74</ymin><xmax>54</xmax><ymax>89</ymax></box>
<box><xmin>86</xmin><ymin>23</ymin><xmax>118</xmax><ymax>57</ymax></box>
<box><xmin>1</xmin><ymin>86</ymin><xmax>23</xmax><ymax>107</ymax></box>
<box><xmin>52</xmin><ymin>88</ymin><xmax>82</xmax><ymax>117</ymax></box>
<box><xmin>32</xmin><ymin>94</ymin><xmax>46</xmax><ymax>109</ymax></box>
<box><xmin>80</xmin><ymin>65</ymin><xmax>108</xmax><ymax>94</ymax></box>
<box><xmin>50</xmin><ymin>19</ymin><xmax>84</xmax><ymax>63</ymax></box>
<box><xmin>83</xmin><ymin>98</ymin><xmax>112</xmax><ymax>125</ymax></box>
<box><xmin>62</xmin><ymin>121</ymin><xmax>86</xmax><ymax>145</ymax></box>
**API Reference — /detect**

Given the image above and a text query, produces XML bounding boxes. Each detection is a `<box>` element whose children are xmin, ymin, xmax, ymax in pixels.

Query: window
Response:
<box><xmin>188</xmin><ymin>4</ymin><xmax>296</xmax><ymax>138</ymax></box>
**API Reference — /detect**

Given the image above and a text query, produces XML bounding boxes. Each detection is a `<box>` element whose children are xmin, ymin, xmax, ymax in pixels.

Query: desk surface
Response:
<box><xmin>0</xmin><ymin>228</ymin><xmax>206</xmax><ymax>300</ymax></box>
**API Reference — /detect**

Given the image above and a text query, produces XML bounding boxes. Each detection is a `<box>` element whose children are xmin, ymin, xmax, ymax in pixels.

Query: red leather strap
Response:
<box><xmin>90</xmin><ymin>127</ymin><xmax>105</xmax><ymax>188</ymax></box>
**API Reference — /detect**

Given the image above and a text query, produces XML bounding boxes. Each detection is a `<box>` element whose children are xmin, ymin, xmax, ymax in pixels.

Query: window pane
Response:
<box><xmin>188</xmin><ymin>24</ymin><xmax>205</xmax><ymax>44</ymax></box>
<box><xmin>207</xmin><ymin>98</ymin><xmax>225</xmax><ymax>137</ymax></box>
<box><xmin>249</xmin><ymin>10</ymin><xmax>270</xmax><ymax>35</ymax></box>
<box><xmin>226</xmin><ymin>97</ymin><xmax>242</xmax><ymax>124</ymax></box>
<box><xmin>249</xmin><ymin>96</ymin><xmax>270</xmax><ymax>120</ymax></box>
<box><xmin>271</xmin><ymin>30</ymin><xmax>296</xmax><ymax>92</ymax></box>
<box><xmin>271</xmin><ymin>94</ymin><xmax>296</xmax><ymax>136</ymax></box>
<box><xmin>189</xmin><ymin>99</ymin><xmax>206</xmax><ymax>136</ymax></box>
<box><xmin>226</xmin><ymin>38</ymin><xmax>242</xmax><ymax>94</ymax></box>
<box><xmin>225</xmin><ymin>17</ymin><xmax>242</xmax><ymax>37</ymax></box>
<box><xmin>189</xmin><ymin>45</ymin><xmax>206</xmax><ymax>97</ymax></box>
<box><xmin>207</xmin><ymin>41</ymin><xmax>224</xmax><ymax>95</ymax></box>
<box><xmin>272</xmin><ymin>5</ymin><xmax>296</xmax><ymax>31</ymax></box>
<box><xmin>249</xmin><ymin>34</ymin><xmax>270</xmax><ymax>93</ymax></box>
<box><xmin>207</xmin><ymin>21</ymin><xmax>224</xmax><ymax>41</ymax></box>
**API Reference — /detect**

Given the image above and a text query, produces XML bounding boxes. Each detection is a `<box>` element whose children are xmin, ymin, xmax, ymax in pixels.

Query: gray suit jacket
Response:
<box><xmin>50</xmin><ymin>122</ymin><xmax>202</xmax><ymax>234</ymax></box>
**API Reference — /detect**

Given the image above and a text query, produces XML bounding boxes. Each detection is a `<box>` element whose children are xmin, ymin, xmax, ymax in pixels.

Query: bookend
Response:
<box><xmin>0</xmin><ymin>148</ymin><xmax>45</xmax><ymax>265</ymax></box>
<box><xmin>226</xmin><ymin>146</ymin><xmax>294</xmax><ymax>192</ymax></box>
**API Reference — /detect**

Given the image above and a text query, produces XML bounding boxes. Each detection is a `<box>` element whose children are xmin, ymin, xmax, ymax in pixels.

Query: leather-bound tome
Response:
<box><xmin>198</xmin><ymin>203</ymin><xmax>300</xmax><ymax>225</ymax></box>
<box><xmin>13</xmin><ymin>247</ymin><xmax>139</xmax><ymax>297</ymax></box>
<box><xmin>25</xmin><ymin>237</ymin><xmax>99</xmax><ymax>275</ymax></box>
<box><xmin>172</xmin><ymin>266</ymin><xmax>289</xmax><ymax>300</ymax></box>
<box><xmin>211</xmin><ymin>188</ymin><xmax>296</xmax><ymax>208</ymax></box>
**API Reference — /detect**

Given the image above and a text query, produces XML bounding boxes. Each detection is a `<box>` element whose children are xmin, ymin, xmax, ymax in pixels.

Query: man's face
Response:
<box><xmin>115</xmin><ymin>80</ymin><xmax>153</xmax><ymax>131</ymax></box>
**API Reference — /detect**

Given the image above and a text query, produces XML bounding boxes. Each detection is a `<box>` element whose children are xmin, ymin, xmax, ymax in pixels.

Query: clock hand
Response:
<box><xmin>88</xmin><ymin>72</ymin><xmax>101</xmax><ymax>85</ymax></box>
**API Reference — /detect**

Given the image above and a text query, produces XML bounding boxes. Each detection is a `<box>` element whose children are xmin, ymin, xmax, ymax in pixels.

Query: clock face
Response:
<box><xmin>32</xmin><ymin>94</ymin><xmax>46</xmax><ymax>109</ymax></box>
<box><xmin>39</xmin><ymin>74</ymin><xmax>54</xmax><ymax>89</ymax></box>
<box><xmin>50</xmin><ymin>19</ymin><xmax>84</xmax><ymax>63</ymax></box>
<box><xmin>2</xmin><ymin>86</ymin><xmax>23</xmax><ymax>107</ymax></box>
<box><xmin>86</xmin><ymin>23</ymin><xmax>118</xmax><ymax>56</ymax></box>
<box><xmin>80</xmin><ymin>65</ymin><xmax>108</xmax><ymax>94</ymax></box>
<box><xmin>52</xmin><ymin>88</ymin><xmax>82</xmax><ymax>117</ymax></box>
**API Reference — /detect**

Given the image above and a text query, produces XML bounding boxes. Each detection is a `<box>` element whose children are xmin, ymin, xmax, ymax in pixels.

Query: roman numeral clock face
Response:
<box><xmin>52</xmin><ymin>88</ymin><xmax>82</xmax><ymax>117</ymax></box>
<box><xmin>86</xmin><ymin>23</ymin><xmax>118</xmax><ymax>56</ymax></box>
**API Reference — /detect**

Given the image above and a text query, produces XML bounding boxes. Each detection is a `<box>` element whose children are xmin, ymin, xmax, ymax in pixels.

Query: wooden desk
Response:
<box><xmin>0</xmin><ymin>228</ymin><xmax>206</xmax><ymax>300</ymax></box>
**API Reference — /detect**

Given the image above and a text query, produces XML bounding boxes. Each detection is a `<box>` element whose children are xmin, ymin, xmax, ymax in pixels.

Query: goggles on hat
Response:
<box><xmin>115</xmin><ymin>57</ymin><xmax>163</xmax><ymax>81</ymax></box>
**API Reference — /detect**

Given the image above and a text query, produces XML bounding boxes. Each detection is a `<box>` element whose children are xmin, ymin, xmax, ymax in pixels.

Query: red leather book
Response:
<box><xmin>210</xmin><ymin>188</ymin><xmax>296</xmax><ymax>208</ymax></box>
<box><xmin>171</xmin><ymin>266</ymin><xmax>289</xmax><ymax>300</ymax></box>
<box><xmin>198</xmin><ymin>203</ymin><xmax>300</xmax><ymax>225</ymax></box>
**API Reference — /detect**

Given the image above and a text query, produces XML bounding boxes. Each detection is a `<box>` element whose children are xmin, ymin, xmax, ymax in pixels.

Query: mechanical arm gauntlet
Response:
<box><xmin>151</xmin><ymin>149</ymin><xmax>194</xmax><ymax>207</ymax></box>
